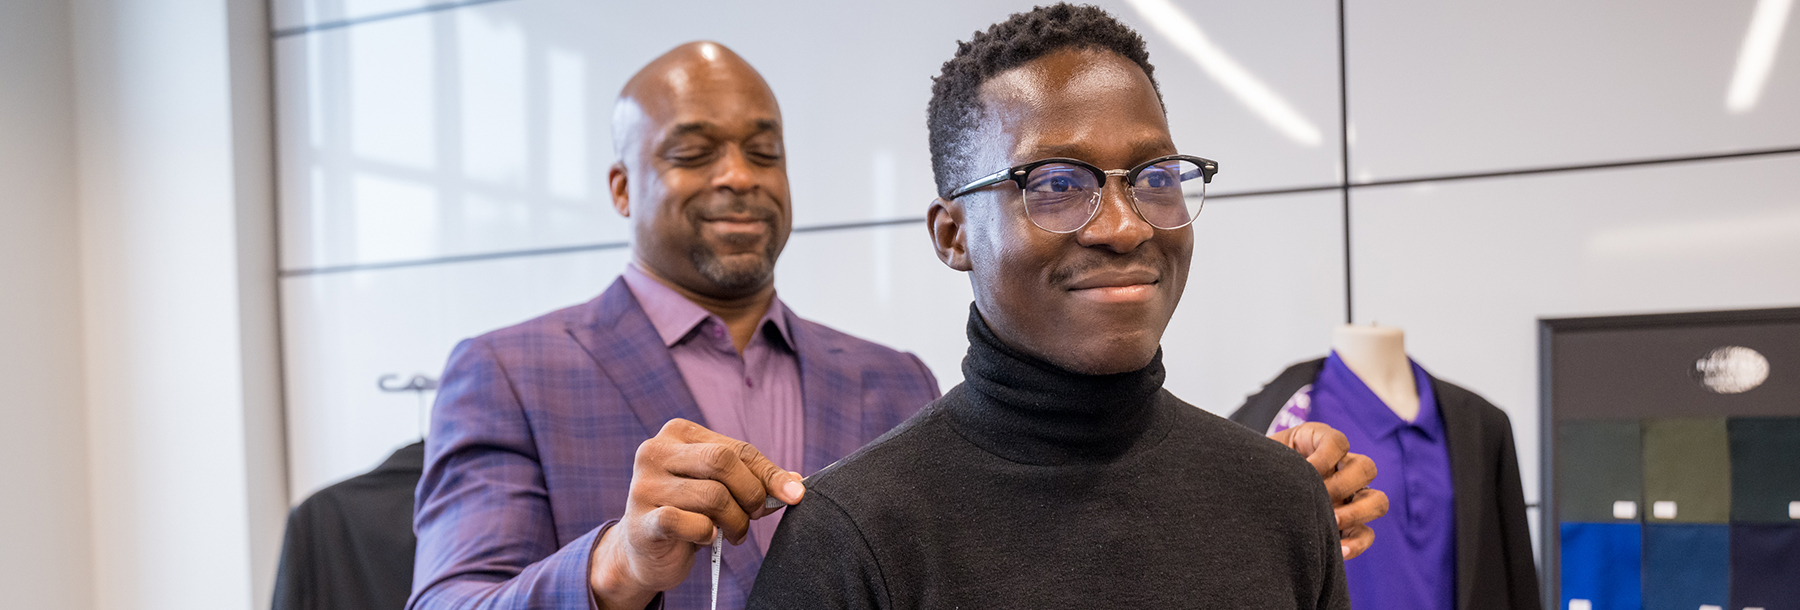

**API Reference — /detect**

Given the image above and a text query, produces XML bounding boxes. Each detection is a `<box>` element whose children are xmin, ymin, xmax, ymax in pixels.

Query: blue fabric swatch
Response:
<box><xmin>1732</xmin><ymin>523</ymin><xmax>1800</xmax><ymax>610</ymax></box>
<box><xmin>1560</xmin><ymin>522</ymin><xmax>1642</xmax><ymax>610</ymax></box>
<box><xmin>1642</xmin><ymin>524</ymin><xmax>1729</xmax><ymax>610</ymax></box>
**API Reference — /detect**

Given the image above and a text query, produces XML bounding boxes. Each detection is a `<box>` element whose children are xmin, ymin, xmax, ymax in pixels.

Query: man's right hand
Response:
<box><xmin>589</xmin><ymin>418</ymin><xmax>806</xmax><ymax>609</ymax></box>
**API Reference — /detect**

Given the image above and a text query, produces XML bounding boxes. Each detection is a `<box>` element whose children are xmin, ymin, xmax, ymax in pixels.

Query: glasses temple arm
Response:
<box><xmin>946</xmin><ymin>167</ymin><xmax>1014</xmax><ymax>200</ymax></box>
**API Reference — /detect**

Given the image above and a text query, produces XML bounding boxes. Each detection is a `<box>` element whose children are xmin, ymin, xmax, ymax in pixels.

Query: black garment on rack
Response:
<box><xmin>272</xmin><ymin>441</ymin><xmax>423</xmax><ymax>610</ymax></box>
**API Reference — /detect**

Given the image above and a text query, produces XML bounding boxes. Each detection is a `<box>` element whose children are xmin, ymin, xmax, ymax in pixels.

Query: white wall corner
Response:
<box><xmin>0</xmin><ymin>0</ymin><xmax>96</xmax><ymax>608</ymax></box>
<box><xmin>70</xmin><ymin>0</ymin><xmax>288</xmax><ymax>608</ymax></box>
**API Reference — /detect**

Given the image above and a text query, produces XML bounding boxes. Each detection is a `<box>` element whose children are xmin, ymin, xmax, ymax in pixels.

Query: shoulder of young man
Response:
<box><xmin>783</xmin><ymin>394</ymin><xmax>964</xmax><ymax>516</ymax></box>
<box><xmin>1164</xmin><ymin>392</ymin><xmax>1331</xmax><ymax>493</ymax></box>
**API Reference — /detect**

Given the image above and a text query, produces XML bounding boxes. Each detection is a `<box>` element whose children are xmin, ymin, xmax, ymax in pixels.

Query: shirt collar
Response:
<box><xmin>1319</xmin><ymin>351</ymin><xmax>1442</xmax><ymax>441</ymax></box>
<box><xmin>621</xmin><ymin>263</ymin><xmax>795</xmax><ymax>350</ymax></box>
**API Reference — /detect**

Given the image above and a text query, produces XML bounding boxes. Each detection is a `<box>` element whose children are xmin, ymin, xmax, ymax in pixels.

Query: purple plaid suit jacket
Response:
<box><xmin>409</xmin><ymin>278</ymin><xmax>940</xmax><ymax>610</ymax></box>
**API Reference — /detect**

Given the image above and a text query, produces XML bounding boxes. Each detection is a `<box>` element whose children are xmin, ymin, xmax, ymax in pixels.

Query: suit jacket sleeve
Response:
<box><xmin>746</xmin><ymin>492</ymin><xmax>885</xmax><ymax>610</ymax></box>
<box><xmin>408</xmin><ymin>337</ymin><xmax>605</xmax><ymax>610</ymax></box>
<box><xmin>1493</xmin><ymin>408</ymin><xmax>1543</xmax><ymax>610</ymax></box>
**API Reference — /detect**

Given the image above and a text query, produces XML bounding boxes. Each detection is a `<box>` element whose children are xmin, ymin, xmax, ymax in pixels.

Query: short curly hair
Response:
<box><xmin>927</xmin><ymin>3</ymin><xmax>1163</xmax><ymax>198</ymax></box>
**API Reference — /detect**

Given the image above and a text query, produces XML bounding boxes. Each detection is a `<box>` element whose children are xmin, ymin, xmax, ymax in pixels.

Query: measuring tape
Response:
<box><xmin>709</xmin><ymin>528</ymin><xmax>723</xmax><ymax>610</ymax></box>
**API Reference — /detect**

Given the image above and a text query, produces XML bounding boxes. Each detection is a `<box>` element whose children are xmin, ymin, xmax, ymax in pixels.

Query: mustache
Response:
<box><xmin>688</xmin><ymin>193</ymin><xmax>781</xmax><ymax>223</ymax></box>
<box><xmin>1046</xmin><ymin>250</ymin><xmax>1166</xmax><ymax>287</ymax></box>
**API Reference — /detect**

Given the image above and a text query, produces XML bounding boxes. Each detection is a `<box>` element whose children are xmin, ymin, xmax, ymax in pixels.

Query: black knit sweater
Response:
<box><xmin>747</xmin><ymin>308</ymin><xmax>1349</xmax><ymax>609</ymax></box>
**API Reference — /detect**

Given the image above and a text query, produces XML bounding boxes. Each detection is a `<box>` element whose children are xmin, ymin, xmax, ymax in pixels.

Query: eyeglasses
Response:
<box><xmin>945</xmin><ymin>154</ymin><xmax>1219</xmax><ymax>233</ymax></box>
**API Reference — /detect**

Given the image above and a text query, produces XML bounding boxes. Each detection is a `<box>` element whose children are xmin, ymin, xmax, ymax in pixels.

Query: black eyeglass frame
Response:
<box><xmin>944</xmin><ymin>153</ymin><xmax>1220</xmax><ymax>232</ymax></box>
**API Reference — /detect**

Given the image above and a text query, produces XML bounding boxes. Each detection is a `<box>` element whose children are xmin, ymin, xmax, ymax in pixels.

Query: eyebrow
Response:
<box><xmin>666</xmin><ymin>122</ymin><xmax>717</xmax><ymax>139</ymax></box>
<box><xmin>664</xmin><ymin>118</ymin><xmax>781</xmax><ymax>139</ymax></box>
<box><xmin>1020</xmin><ymin>139</ymin><xmax>1174</xmax><ymax>166</ymax></box>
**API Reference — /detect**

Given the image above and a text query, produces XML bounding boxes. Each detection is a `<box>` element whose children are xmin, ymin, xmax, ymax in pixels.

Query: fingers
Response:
<box><xmin>634</xmin><ymin>419</ymin><xmax>806</xmax><ymax>544</ymax></box>
<box><xmin>657</xmin><ymin>440</ymin><xmax>773</xmax><ymax>521</ymax></box>
<box><xmin>631</xmin><ymin>504</ymin><xmax>719</xmax><ymax>549</ymax></box>
<box><xmin>1334</xmin><ymin>487</ymin><xmax>1389</xmax><ymax>531</ymax></box>
<box><xmin>1323</xmin><ymin>452</ymin><xmax>1378</xmax><ymax>503</ymax></box>
<box><xmin>655</xmin><ymin>478</ymin><xmax>752</xmax><ymax>543</ymax></box>
<box><xmin>664</xmin><ymin>419</ymin><xmax>806</xmax><ymax>506</ymax></box>
<box><xmin>1339</xmin><ymin>522</ymin><xmax>1374</xmax><ymax>560</ymax></box>
<box><xmin>1281</xmin><ymin>422</ymin><xmax>1350</xmax><ymax>481</ymax></box>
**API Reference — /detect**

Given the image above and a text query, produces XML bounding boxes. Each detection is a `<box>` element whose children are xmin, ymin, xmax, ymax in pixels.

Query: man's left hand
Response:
<box><xmin>1268</xmin><ymin>422</ymin><xmax>1389</xmax><ymax>560</ymax></box>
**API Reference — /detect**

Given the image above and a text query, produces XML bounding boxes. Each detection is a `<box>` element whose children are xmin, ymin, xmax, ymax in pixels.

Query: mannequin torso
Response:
<box><xmin>1331</xmin><ymin>324</ymin><xmax>1421</xmax><ymax>422</ymax></box>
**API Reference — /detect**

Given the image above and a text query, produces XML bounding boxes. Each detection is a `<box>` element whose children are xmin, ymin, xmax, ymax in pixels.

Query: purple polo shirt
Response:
<box><xmin>621</xmin><ymin>264</ymin><xmax>804</xmax><ymax>556</ymax></box>
<box><xmin>1308</xmin><ymin>351</ymin><xmax>1456</xmax><ymax>610</ymax></box>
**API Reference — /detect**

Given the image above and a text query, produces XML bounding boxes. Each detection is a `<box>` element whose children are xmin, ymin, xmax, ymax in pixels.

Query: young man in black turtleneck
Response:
<box><xmin>748</xmin><ymin>5</ymin><xmax>1351</xmax><ymax>608</ymax></box>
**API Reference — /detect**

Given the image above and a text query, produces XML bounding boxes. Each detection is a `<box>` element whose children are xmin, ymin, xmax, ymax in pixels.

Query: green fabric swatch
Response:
<box><xmin>1558</xmin><ymin>420</ymin><xmax>1643</xmax><ymax>522</ymax></box>
<box><xmin>1729</xmin><ymin>417</ymin><xmax>1800</xmax><ymax>524</ymax></box>
<box><xmin>1642</xmin><ymin>418</ymin><xmax>1731</xmax><ymax>524</ymax></box>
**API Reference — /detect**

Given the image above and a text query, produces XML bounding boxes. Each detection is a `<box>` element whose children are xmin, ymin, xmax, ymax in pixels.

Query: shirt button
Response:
<box><xmin>745</xmin><ymin>377</ymin><xmax>755</xmax><ymax>388</ymax></box>
<box><xmin>712</xmin><ymin>325</ymin><xmax>725</xmax><ymax>339</ymax></box>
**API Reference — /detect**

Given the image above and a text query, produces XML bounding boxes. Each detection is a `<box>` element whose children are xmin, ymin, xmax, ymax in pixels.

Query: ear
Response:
<box><xmin>607</xmin><ymin>161</ymin><xmax>630</xmax><ymax>218</ymax></box>
<box><xmin>927</xmin><ymin>197</ymin><xmax>972</xmax><ymax>272</ymax></box>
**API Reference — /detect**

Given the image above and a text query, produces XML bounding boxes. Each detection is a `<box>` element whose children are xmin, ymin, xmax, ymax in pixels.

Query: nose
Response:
<box><xmin>1074</xmin><ymin>176</ymin><xmax>1154</xmax><ymax>253</ymax></box>
<box><xmin>712</xmin><ymin>144</ymin><xmax>760</xmax><ymax>194</ymax></box>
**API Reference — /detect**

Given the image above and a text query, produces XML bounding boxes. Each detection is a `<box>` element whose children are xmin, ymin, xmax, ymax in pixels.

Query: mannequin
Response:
<box><xmin>1231</xmin><ymin>327</ymin><xmax>1542</xmax><ymax>610</ymax></box>
<box><xmin>1332</xmin><ymin>324</ymin><xmax>1421</xmax><ymax>422</ymax></box>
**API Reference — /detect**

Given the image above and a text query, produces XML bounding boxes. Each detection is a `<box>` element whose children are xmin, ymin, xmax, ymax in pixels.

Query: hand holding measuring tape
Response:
<box><xmin>587</xmin><ymin>418</ymin><xmax>804</xmax><ymax>610</ymax></box>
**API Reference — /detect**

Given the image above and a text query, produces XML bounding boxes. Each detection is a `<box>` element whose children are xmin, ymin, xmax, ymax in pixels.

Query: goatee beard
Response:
<box><xmin>689</xmin><ymin>237</ymin><xmax>777</xmax><ymax>293</ymax></box>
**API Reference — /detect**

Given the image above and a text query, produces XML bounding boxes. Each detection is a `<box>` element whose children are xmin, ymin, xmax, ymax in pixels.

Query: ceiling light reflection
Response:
<box><xmin>1726</xmin><ymin>0</ymin><xmax>1793</xmax><ymax>113</ymax></box>
<box><xmin>1122</xmin><ymin>0</ymin><xmax>1324</xmax><ymax>147</ymax></box>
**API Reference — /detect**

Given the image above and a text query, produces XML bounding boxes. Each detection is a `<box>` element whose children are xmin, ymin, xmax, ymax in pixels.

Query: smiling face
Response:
<box><xmin>931</xmin><ymin>47</ymin><xmax>1192</xmax><ymax>375</ymax></box>
<box><xmin>610</xmin><ymin>42</ymin><xmax>792</xmax><ymax>299</ymax></box>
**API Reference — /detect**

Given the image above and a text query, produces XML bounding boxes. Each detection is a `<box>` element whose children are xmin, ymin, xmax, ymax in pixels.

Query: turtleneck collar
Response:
<box><xmin>948</xmin><ymin>304</ymin><xmax>1170</xmax><ymax>466</ymax></box>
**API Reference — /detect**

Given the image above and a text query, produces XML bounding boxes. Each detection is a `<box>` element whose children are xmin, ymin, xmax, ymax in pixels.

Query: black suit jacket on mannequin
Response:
<box><xmin>1230</xmin><ymin>359</ymin><xmax>1542</xmax><ymax>610</ymax></box>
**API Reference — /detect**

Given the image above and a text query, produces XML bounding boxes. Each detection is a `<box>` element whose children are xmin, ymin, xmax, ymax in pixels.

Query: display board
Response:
<box><xmin>1540</xmin><ymin>307</ymin><xmax>1800</xmax><ymax>610</ymax></box>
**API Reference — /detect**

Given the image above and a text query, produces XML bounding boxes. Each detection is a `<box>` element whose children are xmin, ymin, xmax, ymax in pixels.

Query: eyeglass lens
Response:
<box><xmin>1021</xmin><ymin>159</ymin><xmax>1206</xmax><ymax>233</ymax></box>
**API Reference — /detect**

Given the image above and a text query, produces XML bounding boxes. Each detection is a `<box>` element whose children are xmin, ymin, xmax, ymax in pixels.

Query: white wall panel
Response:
<box><xmin>773</xmin><ymin>223</ymin><xmax>975</xmax><ymax>392</ymax></box>
<box><xmin>1348</xmin><ymin>0</ymin><xmax>1800</xmax><ymax>182</ymax></box>
<box><xmin>275</xmin><ymin>14</ymin><xmax>630</xmax><ymax>271</ymax></box>
<box><xmin>1350</xmin><ymin>154</ymin><xmax>1800</xmax><ymax>513</ymax></box>
<box><xmin>1163</xmin><ymin>191</ymin><xmax>1347</xmax><ymax>415</ymax></box>
<box><xmin>274</xmin><ymin>0</ymin><xmax>1340</xmax><ymax>270</ymax></box>
<box><xmin>281</xmin><ymin>249</ymin><xmax>628</xmax><ymax>500</ymax></box>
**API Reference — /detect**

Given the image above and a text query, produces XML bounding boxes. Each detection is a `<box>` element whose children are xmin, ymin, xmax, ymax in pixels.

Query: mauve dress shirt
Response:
<box><xmin>1308</xmin><ymin>351</ymin><xmax>1456</xmax><ymax>610</ymax></box>
<box><xmin>621</xmin><ymin>264</ymin><xmax>804</xmax><ymax>556</ymax></box>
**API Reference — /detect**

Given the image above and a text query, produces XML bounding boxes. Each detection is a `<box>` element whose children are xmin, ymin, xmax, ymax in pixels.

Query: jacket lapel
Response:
<box><xmin>785</xmin><ymin>309</ymin><xmax>864</xmax><ymax>476</ymax></box>
<box><xmin>565</xmin><ymin>278</ymin><xmax>706</xmax><ymax>435</ymax></box>
<box><xmin>1435</xmin><ymin>377</ymin><xmax>1482</xmax><ymax>610</ymax></box>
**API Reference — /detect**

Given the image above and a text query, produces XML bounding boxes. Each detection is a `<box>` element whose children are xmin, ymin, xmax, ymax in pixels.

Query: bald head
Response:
<box><xmin>613</xmin><ymin>41</ymin><xmax>780</xmax><ymax>158</ymax></box>
<box><xmin>606</xmin><ymin>41</ymin><xmax>793</xmax><ymax>301</ymax></box>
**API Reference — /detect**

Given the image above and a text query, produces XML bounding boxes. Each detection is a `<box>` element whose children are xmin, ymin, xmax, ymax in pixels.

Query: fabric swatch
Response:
<box><xmin>1642</xmin><ymin>523</ymin><xmax>1729</xmax><ymax>610</ymax></box>
<box><xmin>1731</xmin><ymin>523</ymin><xmax>1800</xmax><ymax>610</ymax></box>
<box><xmin>1642</xmin><ymin>418</ymin><xmax>1731</xmax><ymax>524</ymax></box>
<box><xmin>1729</xmin><ymin>417</ymin><xmax>1800</xmax><ymax>523</ymax></box>
<box><xmin>1560</xmin><ymin>522</ymin><xmax>1642</xmax><ymax>610</ymax></box>
<box><xmin>1559</xmin><ymin>421</ymin><xmax>1644</xmax><ymax>523</ymax></box>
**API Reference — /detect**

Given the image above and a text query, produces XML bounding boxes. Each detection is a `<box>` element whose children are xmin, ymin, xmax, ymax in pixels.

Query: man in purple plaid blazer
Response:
<box><xmin>410</xmin><ymin>41</ymin><xmax>1385</xmax><ymax>610</ymax></box>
